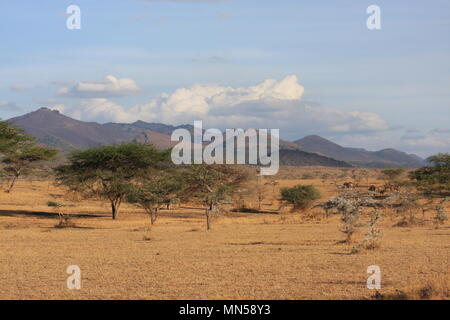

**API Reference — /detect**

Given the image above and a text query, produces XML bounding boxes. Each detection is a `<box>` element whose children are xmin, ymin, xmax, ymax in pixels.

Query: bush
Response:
<box><xmin>280</xmin><ymin>184</ymin><xmax>321</xmax><ymax>211</ymax></box>
<box><xmin>410</xmin><ymin>153</ymin><xmax>450</xmax><ymax>195</ymax></box>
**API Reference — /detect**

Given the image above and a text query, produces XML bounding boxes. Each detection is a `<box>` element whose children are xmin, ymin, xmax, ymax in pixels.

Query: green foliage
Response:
<box><xmin>183</xmin><ymin>164</ymin><xmax>250</xmax><ymax>230</ymax></box>
<box><xmin>184</xmin><ymin>164</ymin><xmax>249</xmax><ymax>207</ymax></box>
<box><xmin>127</xmin><ymin>169</ymin><xmax>185</xmax><ymax>224</ymax></box>
<box><xmin>410</xmin><ymin>153</ymin><xmax>450</xmax><ymax>195</ymax></box>
<box><xmin>0</xmin><ymin>120</ymin><xmax>32</xmax><ymax>153</ymax></box>
<box><xmin>55</xmin><ymin>142</ymin><xmax>171</xmax><ymax>219</ymax></box>
<box><xmin>280</xmin><ymin>184</ymin><xmax>321</xmax><ymax>210</ymax></box>
<box><xmin>0</xmin><ymin>120</ymin><xmax>58</xmax><ymax>192</ymax></box>
<box><xmin>47</xmin><ymin>201</ymin><xmax>62</xmax><ymax>208</ymax></box>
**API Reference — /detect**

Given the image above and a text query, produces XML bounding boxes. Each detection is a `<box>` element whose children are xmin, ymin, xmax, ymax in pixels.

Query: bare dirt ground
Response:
<box><xmin>0</xmin><ymin>167</ymin><xmax>448</xmax><ymax>300</ymax></box>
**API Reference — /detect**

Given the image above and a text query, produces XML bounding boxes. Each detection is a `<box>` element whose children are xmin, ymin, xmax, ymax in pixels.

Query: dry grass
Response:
<box><xmin>373</xmin><ymin>275</ymin><xmax>450</xmax><ymax>300</ymax></box>
<box><xmin>0</xmin><ymin>169</ymin><xmax>448</xmax><ymax>300</ymax></box>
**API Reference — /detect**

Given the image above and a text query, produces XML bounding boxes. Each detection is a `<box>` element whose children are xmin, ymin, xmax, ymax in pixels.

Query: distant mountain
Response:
<box><xmin>279</xmin><ymin>149</ymin><xmax>351</xmax><ymax>167</ymax></box>
<box><xmin>294</xmin><ymin>135</ymin><xmax>424</xmax><ymax>168</ymax></box>
<box><xmin>133</xmin><ymin>130</ymin><xmax>177</xmax><ymax>149</ymax></box>
<box><xmin>125</xmin><ymin>121</ymin><xmax>194</xmax><ymax>136</ymax></box>
<box><xmin>8</xmin><ymin>108</ymin><xmax>135</xmax><ymax>151</ymax></box>
<box><xmin>8</xmin><ymin>108</ymin><xmax>354</xmax><ymax>167</ymax></box>
<box><xmin>103</xmin><ymin>122</ymin><xmax>179</xmax><ymax>149</ymax></box>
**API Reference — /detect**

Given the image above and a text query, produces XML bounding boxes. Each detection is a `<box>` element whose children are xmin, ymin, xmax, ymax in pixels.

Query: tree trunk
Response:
<box><xmin>205</xmin><ymin>203</ymin><xmax>213</xmax><ymax>230</ymax></box>
<box><xmin>111</xmin><ymin>197</ymin><xmax>122</xmax><ymax>220</ymax></box>
<box><xmin>206</xmin><ymin>209</ymin><xmax>211</xmax><ymax>230</ymax></box>
<box><xmin>151</xmin><ymin>208</ymin><xmax>158</xmax><ymax>225</ymax></box>
<box><xmin>111</xmin><ymin>203</ymin><xmax>118</xmax><ymax>220</ymax></box>
<box><xmin>6</xmin><ymin>173</ymin><xmax>19</xmax><ymax>193</ymax></box>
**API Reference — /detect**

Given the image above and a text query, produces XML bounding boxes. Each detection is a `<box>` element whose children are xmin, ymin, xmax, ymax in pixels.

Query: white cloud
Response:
<box><xmin>57</xmin><ymin>75</ymin><xmax>142</xmax><ymax>98</ymax></box>
<box><xmin>127</xmin><ymin>75</ymin><xmax>387</xmax><ymax>134</ymax></box>
<box><xmin>43</xmin><ymin>75</ymin><xmax>450</xmax><ymax>157</ymax></box>
<box><xmin>55</xmin><ymin>75</ymin><xmax>389</xmax><ymax>137</ymax></box>
<box><xmin>47</xmin><ymin>104</ymin><xmax>68</xmax><ymax>113</ymax></box>
<box><xmin>70</xmin><ymin>99</ymin><xmax>136</xmax><ymax>123</ymax></box>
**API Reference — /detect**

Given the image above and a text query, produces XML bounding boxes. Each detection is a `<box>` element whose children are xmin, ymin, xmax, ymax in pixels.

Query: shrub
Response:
<box><xmin>281</xmin><ymin>184</ymin><xmax>321</xmax><ymax>211</ymax></box>
<box><xmin>410</xmin><ymin>153</ymin><xmax>450</xmax><ymax>195</ymax></box>
<box><xmin>351</xmin><ymin>210</ymin><xmax>383</xmax><ymax>253</ymax></box>
<box><xmin>434</xmin><ymin>197</ymin><xmax>449</xmax><ymax>227</ymax></box>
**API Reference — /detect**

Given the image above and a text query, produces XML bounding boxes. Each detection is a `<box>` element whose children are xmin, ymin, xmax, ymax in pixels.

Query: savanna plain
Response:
<box><xmin>0</xmin><ymin>167</ymin><xmax>448</xmax><ymax>300</ymax></box>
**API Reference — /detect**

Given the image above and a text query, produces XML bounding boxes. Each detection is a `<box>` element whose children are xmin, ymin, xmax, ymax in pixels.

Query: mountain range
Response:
<box><xmin>7</xmin><ymin>108</ymin><xmax>424</xmax><ymax>168</ymax></box>
<box><xmin>294</xmin><ymin>135</ymin><xmax>424</xmax><ymax>168</ymax></box>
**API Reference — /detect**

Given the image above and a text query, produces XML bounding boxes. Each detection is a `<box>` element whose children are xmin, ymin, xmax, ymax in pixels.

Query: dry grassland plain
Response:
<box><xmin>0</xmin><ymin>167</ymin><xmax>448</xmax><ymax>300</ymax></box>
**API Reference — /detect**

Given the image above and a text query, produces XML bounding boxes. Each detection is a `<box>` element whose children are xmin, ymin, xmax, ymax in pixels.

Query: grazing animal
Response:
<box><xmin>382</xmin><ymin>183</ymin><xmax>400</xmax><ymax>193</ymax></box>
<box><xmin>342</xmin><ymin>182</ymin><xmax>355</xmax><ymax>189</ymax></box>
<box><xmin>164</xmin><ymin>198</ymin><xmax>181</xmax><ymax>210</ymax></box>
<box><xmin>375</xmin><ymin>183</ymin><xmax>400</xmax><ymax>195</ymax></box>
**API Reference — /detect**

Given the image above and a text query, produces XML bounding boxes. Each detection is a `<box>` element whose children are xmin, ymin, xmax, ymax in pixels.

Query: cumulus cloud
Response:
<box><xmin>131</xmin><ymin>75</ymin><xmax>304</xmax><ymax>120</ymax></box>
<box><xmin>127</xmin><ymin>75</ymin><xmax>387</xmax><ymax>135</ymax></box>
<box><xmin>47</xmin><ymin>104</ymin><xmax>68</xmax><ymax>113</ymax></box>
<box><xmin>45</xmin><ymin>75</ymin><xmax>450</xmax><ymax>156</ymax></box>
<box><xmin>69</xmin><ymin>99</ymin><xmax>136</xmax><ymax>123</ymax></box>
<box><xmin>54</xmin><ymin>75</ymin><xmax>389</xmax><ymax>137</ymax></box>
<box><xmin>57</xmin><ymin>75</ymin><xmax>142</xmax><ymax>98</ymax></box>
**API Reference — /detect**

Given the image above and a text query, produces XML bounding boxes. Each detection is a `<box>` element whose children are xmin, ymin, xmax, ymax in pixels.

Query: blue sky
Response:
<box><xmin>1</xmin><ymin>0</ymin><xmax>449</xmax><ymax>157</ymax></box>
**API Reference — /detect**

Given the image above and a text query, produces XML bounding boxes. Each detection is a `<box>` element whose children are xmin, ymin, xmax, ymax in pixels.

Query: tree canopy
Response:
<box><xmin>410</xmin><ymin>153</ymin><xmax>450</xmax><ymax>195</ymax></box>
<box><xmin>55</xmin><ymin>142</ymin><xmax>171</xmax><ymax>219</ymax></box>
<box><xmin>127</xmin><ymin>168</ymin><xmax>185</xmax><ymax>224</ymax></box>
<box><xmin>0</xmin><ymin>120</ymin><xmax>58</xmax><ymax>192</ymax></box>
<box><xmin>183</xmin><ymin>164</ymin><xmax>250</xmax><ymax>230</ymax></box>
<box><xmin>281</xmin><ymin>184</ymin><xmax>321</xmax><ymax>211</ymax></box>
<box><xmin>0</xmin><ymin>120</ymin><xmax>32</xmax><ymax>152</ymax></box>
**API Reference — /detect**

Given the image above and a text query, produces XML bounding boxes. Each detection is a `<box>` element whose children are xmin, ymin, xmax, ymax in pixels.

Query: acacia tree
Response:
<box><xmin>410</xmin><ymin>153</ymin><xmax>450</xmax><ymax>195</ymax></box>
<box><xmin>55</xmin><ymin>143</ymin><xmax>170</xmax><ymax>219</ymax></box>
<box><xmin>0</xmin><ymin>121</ymin><xmax>28</xmax><ymax>152</ymax></box>
<box><xmin>0</xmin><ymin>121</ymin><xmax>58</xmax><ymax>192</ymax></box>
<box><xmin>127</xmin><ymin>169</ymin><xmax>185</xmax><ymax>224</ymax></box>
<box><xmin>184</xmin><ymin>164</ymin><xmax>249</xmax><ymax>230</ymax></box>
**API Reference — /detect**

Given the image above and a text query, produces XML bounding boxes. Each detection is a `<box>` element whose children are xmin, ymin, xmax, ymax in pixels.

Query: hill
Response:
<box><xmin>7</xmin><ymin>108</ymin><xmax>356</xmax><ymax>167</ymax></box>
<box><xmin>294</xmin><ymin>135</ymin><xmax>424</xmax><ymax>168</ymax></box>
